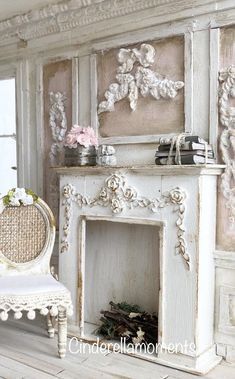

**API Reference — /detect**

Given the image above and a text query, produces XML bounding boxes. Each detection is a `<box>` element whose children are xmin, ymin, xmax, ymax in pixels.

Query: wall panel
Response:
<box><xmin>43</xmin><ymin>59</ymin><xmax>72</xmax><ymax>221</ymax></box>
<box><xmin>217</xmin><ymin>27</ymin><xmax>235</xmax><ymax>251</ymax></box>
<box><xmin>97</xmin><ymin>36</ymin><xmax>184</xmax><ymax>137</ymax></box>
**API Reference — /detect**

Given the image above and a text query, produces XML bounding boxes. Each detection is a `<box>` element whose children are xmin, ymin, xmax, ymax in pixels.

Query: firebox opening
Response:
<box><xmin>83</xmin><ymin>219</ymin><xmax>161</xmax><ymax>357</ymax></box>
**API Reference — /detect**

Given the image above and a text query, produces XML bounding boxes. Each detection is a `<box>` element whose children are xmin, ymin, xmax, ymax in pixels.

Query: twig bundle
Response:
<box><xmin>96</xmin><ymin>301</ymin><xmax>158</xmax><ymax>345</ymax></box>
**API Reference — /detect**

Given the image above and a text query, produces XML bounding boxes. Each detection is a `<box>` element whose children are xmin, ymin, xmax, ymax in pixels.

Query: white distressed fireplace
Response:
<box><xmin>57</xmin><ymin>165</ymin><xmax>224</xmax><ymax>374</ymax></box>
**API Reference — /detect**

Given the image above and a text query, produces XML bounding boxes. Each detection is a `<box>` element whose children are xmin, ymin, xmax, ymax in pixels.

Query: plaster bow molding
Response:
<box><xmin>61</xmin><ymin>173</ymin><xmax>191</xmax><ymax>270</ymax></box>
<box><xmin>218</xmin><ymin>66</ymin><xmax>235</xmax><ymax>223</ymax></box>
<box><xmin>98</xmin><ymin>43</ymin><xmax>184</xmax><ymax>114</ymax></box>
<box><xmin>0</xmin><ymin>188</ymin><xmax>38</xmax><ymax>214</ymax></box>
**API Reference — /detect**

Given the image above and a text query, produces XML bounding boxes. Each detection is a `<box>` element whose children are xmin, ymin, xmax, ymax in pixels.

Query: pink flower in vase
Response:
<box><xmin>64</xmin><ymin>133</ymin><xmax>77</xmax><ymax>147</ymax></box>
<box><xmin>69</xmin><ymin>125</ymin><xmax>82</xmax><ymax>135</ymax></box>
<box><xmin>64</xmin><ymin>125</ymin><xmax>98</xmax><ymax>148</ymax></box>
<box><xmin>86</xmin><ymin>126</ymin><xmax>99</xmax><ymax>147</ymax></box>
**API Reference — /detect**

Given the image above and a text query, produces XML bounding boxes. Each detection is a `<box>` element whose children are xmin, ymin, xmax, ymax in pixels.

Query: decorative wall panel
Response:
<box><xmin>218</xmin><ymin>286</ymin><xmax>235</xmax><ymax>335</ymax></box>
<box><xmin>43</xmin><ymin>60</ymin><xmax>72</xmax><ymax>222</ymax></box>
<box><xmin>97</xmin><ymin>36</ymin><xmax>184</xmax><ymax>137</ymax></box>
<box><xmin>214</xmin><ymin>251</ymin><xmax>235</xmax><ymax>361</ymax></box>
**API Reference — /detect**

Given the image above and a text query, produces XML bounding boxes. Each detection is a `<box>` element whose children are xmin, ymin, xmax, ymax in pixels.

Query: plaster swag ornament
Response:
<box><xmin>219</xmin><ymin>66</ymin><xmax>235</xmax><ymax>223</ymax></box>
<box><xmin>61</xmin><ymin>173</ymin><xmax>190</xmax><ymax>270</ymax></box>
<box><xmin>49</xmin><ymin>91</ymin><xmax>67</xmax><ymax>166</ymax></box>
<box><xmin>98</xmin><ymin>43</ymin><xmax>184</xmax><ymax>114</ymax></box>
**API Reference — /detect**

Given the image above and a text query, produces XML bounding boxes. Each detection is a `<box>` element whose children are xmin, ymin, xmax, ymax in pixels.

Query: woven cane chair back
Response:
<box><xmin>0</xmin><ymin>199</ymin><xmax>55</xmax><ymax>267</ymax></box>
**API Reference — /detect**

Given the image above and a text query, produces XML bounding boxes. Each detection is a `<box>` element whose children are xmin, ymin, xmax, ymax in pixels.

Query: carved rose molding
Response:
<box><xmin>98</xmin><ymin>43</ymin><xmax>184</xmax><ymax>114</ymax></box>
<box><xmin>218</xmin><ymin>66</ymin><xmax>235</xmax><ymax>223</ymax></box>
<box><xmin>0</xmin><ymin>0</ymin><xmax>177</xmax><ymax>44</ymax></box>
<box><xmin>61</xmin><ymin>173</ymin><xmax>190</xmax><ymax>270</ymax></box>
<box><xmin>49</xmin><ymin>91</ymin><xmax>67</xmax><ymax>166</ymax></box>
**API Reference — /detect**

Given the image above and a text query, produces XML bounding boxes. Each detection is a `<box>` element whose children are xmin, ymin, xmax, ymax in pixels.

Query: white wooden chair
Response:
<box><xmin>0</xmin><ymin>189</ymin><xmax>73</xmax><ymax>358</ymax></box>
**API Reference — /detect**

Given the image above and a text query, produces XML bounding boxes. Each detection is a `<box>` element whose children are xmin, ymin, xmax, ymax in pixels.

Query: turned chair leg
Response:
<box><xmin>58</xmin><ymin>307</ymin><xmax>67</xmax><ymax>358</ymax></box>
<box><xmin>47</xmin><ymin>314</ymin><xmax>55</xmax><ymax>338</ymax></box>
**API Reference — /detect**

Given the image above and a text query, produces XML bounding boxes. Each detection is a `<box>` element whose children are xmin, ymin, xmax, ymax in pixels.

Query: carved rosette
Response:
<box><xmin>218</xmin><ymin>66</ymin><xmax>235</xmax><ymax>223</ymax></box>
<box><xmin>98</xmin><ymin>43</ymin><xmax>184</xmax><ymax>115</ymax></box>
<box><xmin>61</xmin><ymin>173</ymin><xmax>190</xmax><ymax>270</ymax></box>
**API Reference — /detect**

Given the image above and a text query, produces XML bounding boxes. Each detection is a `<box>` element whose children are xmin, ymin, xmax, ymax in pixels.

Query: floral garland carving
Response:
<box><xmin>61</xmin><ymin>173</ymin><xmax>190</xmax><ymax>270</ymax></box>
<box><xmin>49</xmin><ymin>92</ymin><xmax>67</xmax><ymax>166</ymax></box>
<box><xmin>218</xmin><ymin>66</ymin><xmax>235</xmax><ymax>223</ymax></box>
<box><xmin>98</xmin><ymin>43</ymin><xmax>184</xmax><ymax>115</ymax></box>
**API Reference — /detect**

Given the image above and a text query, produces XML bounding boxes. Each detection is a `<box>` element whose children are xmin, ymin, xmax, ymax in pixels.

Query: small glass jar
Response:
<box><xmin>64</xmin><ymin>145</ymin><xmax>97</xmax><ymax>166</ymax></box>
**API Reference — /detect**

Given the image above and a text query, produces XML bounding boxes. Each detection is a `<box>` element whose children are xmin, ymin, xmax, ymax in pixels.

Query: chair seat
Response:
<box><xmin>0</xmin><ymin>274</ymin><xmax>73</xmax><ymax>321</ymax></box>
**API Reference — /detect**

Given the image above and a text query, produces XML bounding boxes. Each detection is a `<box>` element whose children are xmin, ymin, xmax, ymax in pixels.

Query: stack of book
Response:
<box><xmin>155</xmin><ymin>136</ymin><xmax>216</xmax><ymax>165</ymax></box>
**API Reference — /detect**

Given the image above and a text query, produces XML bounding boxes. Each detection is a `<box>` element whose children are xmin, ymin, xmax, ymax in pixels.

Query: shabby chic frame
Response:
<box><xmin>91</xmin><ymin>30</ymin><xmax>193</xmax><ymax>145</ymax></box>
<box><xmin>77</xmin><ymin>214</ymin><xmax>165</xmax><ymax>351</ymax></box>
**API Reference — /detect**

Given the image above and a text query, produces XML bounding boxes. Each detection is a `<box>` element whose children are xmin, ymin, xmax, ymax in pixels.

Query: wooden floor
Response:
<box><xmin>0</xmin><ymin>316</ymin><xmax>234</xmax><ymax>379</ymax></box>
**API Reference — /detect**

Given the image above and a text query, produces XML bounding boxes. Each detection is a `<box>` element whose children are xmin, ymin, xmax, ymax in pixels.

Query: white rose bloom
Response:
<box><xmin>9</xmin><ymin>197</ymin><xmax>21</xmax><ymax>206</ymax></box>
<box><xmin>22</xmin><ymin>194</ymin><xmax>34</xmax><ymax>205</ymax></box>
<box><xmin>13</xmin><ymin>188</ymin><xmax>27</xmax><ymax>200</ymax></box>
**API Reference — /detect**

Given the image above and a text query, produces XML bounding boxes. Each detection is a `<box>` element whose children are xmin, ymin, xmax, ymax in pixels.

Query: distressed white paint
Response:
<box><xmin>57</xmin><ymin>165</ymin><xmax>223</xmax><ymax>374</ymax></box>
<box><xmin>60</xmin><ymin>174</ymin><xmax>190</xmax><ymax>268</ymax></box>
<box><xmin>209</xmin><ymin>28</ymin><xmax>220</xmax><ymax>158</ymax></box>
<box><xmin>192</xmin><ymin>29</ymin><xmax>210</xmax><ymax>140</ymax></box>
<box><xmin>78</xmin><ymin>55</ymin><xmax>91</xmax><ymax>126</ymax></box>
<box><xmin>72</xmin><ymin>58</ymin><xmax>79</xmax><ymax>126</ymax></box>
<box><xmin>84</xmin><ymin>220</ymin><xmax>160</xmax><ymax>325</ymax></box>
<box><xmin>184</xmin><ymin>32</ymin><xmax>194</xmax><ymax>135</ymax></box>
<box><xmin>35</xmin><ymin>59</ymin><xmax>44</xmax><ymax>197</ymax></box>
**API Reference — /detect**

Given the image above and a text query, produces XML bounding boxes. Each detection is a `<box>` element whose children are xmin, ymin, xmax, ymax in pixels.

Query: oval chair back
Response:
<box><xmin>0</xmin><ymin>198</ymin><xmax>55</xmax><ymax>275</ymax></box>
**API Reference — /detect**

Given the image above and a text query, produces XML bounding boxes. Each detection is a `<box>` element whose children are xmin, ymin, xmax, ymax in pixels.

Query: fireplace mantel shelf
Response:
<box><xmin>54</xmin><ymin>164</ymin><xmax>225</xmax><ymax>176</ymax></box>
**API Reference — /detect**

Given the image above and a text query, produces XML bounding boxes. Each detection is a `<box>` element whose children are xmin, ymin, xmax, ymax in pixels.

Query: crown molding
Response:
<box><xmin>0</xmin><ymin>0</ymin><xmax>175</xmax><ymax>45</ymax></box>
<box><xmin>0</xmin><ymin>0</ymin><xmax>229</xmax><ymax>48</ymax></box>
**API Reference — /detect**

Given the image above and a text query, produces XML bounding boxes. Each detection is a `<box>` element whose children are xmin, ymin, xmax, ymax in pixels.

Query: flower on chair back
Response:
<box><xmin>64</xmin><ymin>125</ymin><xmax>98</xmax><ymax>148</ymax></box>
<box><xmin>0</xmin><ymin>188</ymin><xmax>38</xmax><ymax>214</ymax></box>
